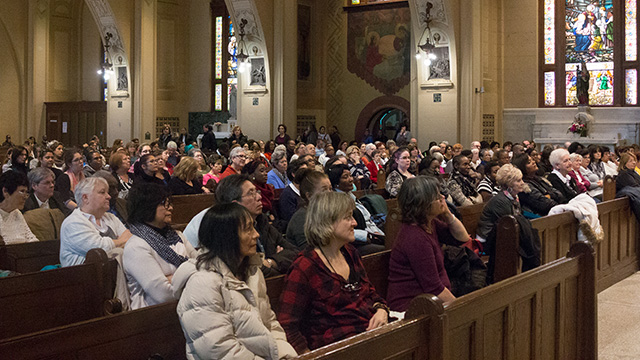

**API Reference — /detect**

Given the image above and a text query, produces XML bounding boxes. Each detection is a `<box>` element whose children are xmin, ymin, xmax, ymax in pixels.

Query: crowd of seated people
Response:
<box><xmin>2</xmin><ymin>125</ymin><xmax>638</xmax><ymax>358</ymax></box>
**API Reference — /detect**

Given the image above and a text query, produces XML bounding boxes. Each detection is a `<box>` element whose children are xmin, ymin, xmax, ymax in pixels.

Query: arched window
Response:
<box><xmin>211</xmin><ymin>0</ymin><xmax>238</xmax><ymax>117</ymax></box>
<box><xmin>541</xmin><ymin>0</ymin><xmax>638</xmax><ymax>107</ymax></box>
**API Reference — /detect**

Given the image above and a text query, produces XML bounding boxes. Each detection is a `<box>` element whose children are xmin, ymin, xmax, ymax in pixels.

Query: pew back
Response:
<box><xmin>170</xmin><ymin>193</ymin><xmax>216</xmax><ymax>225</ymax></box>
<box><xmin>458</xmin><ymin>202</ymin><xmax>485</xmax><ymax>237</ymax></box>
<box><xmin>0</xmin><ymin>240</ymin><xmax>61</xmax><ymax>273</ymax></box>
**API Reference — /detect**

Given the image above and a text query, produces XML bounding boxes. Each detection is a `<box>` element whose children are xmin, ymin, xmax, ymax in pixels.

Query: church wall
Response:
<box><xmin>47</xmin><ymin>1</ymin><xmax>79</xmax><ymax>102</ymax></box>
<box><xmin>188</xmin><ymin>0</ymin><xmax>212</xmax><ymax>113</ymax></box>
<box><xmin>0</xmin><ymin>0</ymin><xmax>27</xmax><ymax>141</ymax></box>
<box><xmin>80</xmin><ymin>3</ymin><xmax>102</xmax><ymax>102</ymax></box>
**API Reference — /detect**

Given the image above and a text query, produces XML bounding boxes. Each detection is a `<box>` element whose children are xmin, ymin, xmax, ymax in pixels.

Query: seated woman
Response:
<box><xmin>168</xmin><ymin>157</ymin><xmax>208</xmax><ymax>195</ymax></box>
<box><xmin>133</xmin><ymin>154</ymin><xmax>166</xmax><ymax>186</ymax></box>
<box><xmin>242</xmin><ymin>160</ymin><xmax>275</xmax><ymax>216</ymax></box>
<box><xmin>188</xmin><ymin>148</ymin><xmax>210</xmax><ymax>177</ymax></box>
<box><xmin>173</xmin><ymin>203</ymin><xmax>296</xmax><ymax>359</ymax></box>
<box><xmin>7</xmin><ymin>145</ymin><xmax>29</xmax><ymax>176</ymax></box>
<box><xmin>109</xmin><ymin>152</ymin><xmax>134</xmax><ymax>199</ymax></box>
<box><xmin>365</xmin><ymin>150</ymin><xmax>384</xmax><ymax>184</ymax></box>
<box><xmin>286</xmin><ymin>170</ymin><xmax>331</xmax><ymax>248</ymax></box>
<box><xmin>546</xmin><ymin>149</ymin><xmax>578</xmax><ymax>202</ymax></box>
<box><xmin>385</xmin><ymin>147</ymin><xmax>415</xmax><ymax>197</ymax></box>
<box><xmin>23</xmin><ymin>167</ymin><xmax>70</xmax><ymax>216</ymax></box>
<box><xmin>202</xmin><ymin>155</ymin><xmax>223</xmax><ymax>186</ymax></box>
<box><xmin>616</xmin><ymin>153</ymin><xmax>640</xmax><ymax>193</ymax></box>
<box><xmin>153</xmin><ymin>150</ymin><xmax>172</xmax><ymax>183</ymax></box>
<box><xmin>37</xmin><ymin>149</ymin><xmax>63</xmax><ymax>179</ymax></box>
<box><xmin>476</xmin><ymin>164</ymin><xmax>541</xmax><ymax>283</ymax></box>
<box><xmin>278</xmin><ymin>191</ymin><xmax>389</xmax><ymax>354</ymax></box>
<box><xmin>267</xmin><ymin>150</ymin><xmax>290</xmax><ymax>189</ymax></box>
<box><xmin>123</xmin><ymin>184</ymin><xmax>197</xmax><ymax>309</ymax></box>
<box><xmin>577</xmin><ymin>150</ymin><xmax>603</xmax><ymax>198</ymax></box>
<box><xmin>511</xmin><ymin>154</ymin><xmax>560</xmax><ymax>217</ymax></box>
<box><xmin>447</xmin><ymin>155</ymin><xmax>483</xmax><ymax>206</ymax></box>
<box><xmin>569</xmin><ymin>153</ymin><xmax>602</xmax><ymax>199</ymax></box>
<box><xmin>476</xmin><ymin>161</ymin><xmax>501</xmax><ymax>202</ymax></box>
<box><xmin>60</xmin><ymin>177</ymin><xmax>131</xmax><ymax>266</ymax></box>
<box><xmin>346</xmin><ymin>145</ymin><xmax>372</xmax><ymax>189</ymax></box>
<box><xmin>55</xmin><ymin>149</ymin><xmax>86</xmax><ymax>209</ymax></box>
<box><xmin>0</xmin><ymin>171</ymin><xmax>39</xmax><ymax>244</ymax></box>
<box><xmin>328</xmin><ymin>164</ymin><xmax>385</xmax><ymax>255</ymax></box>
<box><xmin>387</xmin><ymin>176</ymin><xmax>470</xmax><ymax>311</ymax></box>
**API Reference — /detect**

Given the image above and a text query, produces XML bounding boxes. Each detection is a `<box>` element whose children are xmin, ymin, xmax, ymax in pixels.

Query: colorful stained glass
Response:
<box><xmin>227</xmin><ymin>17</ymin><xmax>238</xmax><ymax>81</ymax></box>
<box><xmin>215</xmin><ymin>16</ymin><xmax>223</xmax><ymax>80</ymax></box>
<box><xmin>626</xmin><ymin>0</ymin><xmax>637</xmax><ymax>61</ymax></box>
<box><xmin>351</xmin><ymin>0</ymin><xmax>360</xmax><ymax>4</ymax></box>
<box><xmin>215</xmin><ymin>84</ymin><xmax>222</xmax><ymax>111</ymax></box>
<box><xmin>544</xmin><ymin>0</ymin><xmax>555</xmax><ymax>64</ymax></box>
<box><xmin>565</xmin><ymin>1</ymin><xmax>614</xmax><ymax>64</ymax></box>
<box><xmin>544</xmin><ymin>72</ymin><xmax>556</xmax><ymax>106</ymax></box>
<box><xmin>626</xmin><ymin>68</ymin><xmax>638</xmax><ymax>104</ymax></box>
<box><xmin>565</xmin><ymin>62</ymin><xmax>614</xmax><ymax>106</ymax></box>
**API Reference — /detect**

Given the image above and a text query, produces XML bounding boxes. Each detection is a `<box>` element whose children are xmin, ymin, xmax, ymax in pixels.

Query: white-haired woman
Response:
<box><xmin>476</xmin><ymin>164</ymin><xmax>541</xmax><ymax>283</ymax></box>
<box><xmin>546</xmin><ymin>148</ymin><xmax>578</xmax><ymax>202</ymax></box>
<box><xmin>59</xmin><ymin>177</ymin><xmax>131</xmax><ymax>267</ymax></box>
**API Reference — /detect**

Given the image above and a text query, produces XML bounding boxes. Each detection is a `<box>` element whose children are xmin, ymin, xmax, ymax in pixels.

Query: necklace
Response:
<box><xmin>318</xmin><ymin>246</ymin><xmax>339</xmax><ymax>274</ymax></box>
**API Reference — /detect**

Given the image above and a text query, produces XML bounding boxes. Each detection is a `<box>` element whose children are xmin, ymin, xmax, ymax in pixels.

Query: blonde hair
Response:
<box><xmin>619</xmin><ymin>153</ymin><xmax>637</xmax><ymax>172</ymax></box>
<box><xmin>496</xmin><ymin>163</ymin><xmax>523</xmax><ymax>189</ymax></box>
<box><xmin>304</xmin><ymin>192</ymin><xmax>355</xmax><ymax>247</ymax></box>
<box><xmin>173</xmin><ymin>156</ymin><xmax>198</xmax><ymax>181</ymax></box>
<box><xmin>346</xmin><ymin>145</ymin><xmax>360</xmax><ymax>156</ymax></box>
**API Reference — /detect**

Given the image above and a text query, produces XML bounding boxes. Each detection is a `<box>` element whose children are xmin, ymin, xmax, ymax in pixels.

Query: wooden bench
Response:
<box><xmin>457</xmin><ymin>202</ymin><xmax>486</xmax><ymax>237</ymax></box>
<box><xmin>0</xmin><ymin>240</ymin><xmax>61</xmax><ymax>273</ymax></box>
<box><xmin>602</xmin><ymin>174</ymin><xmax>616</xmax><ymax>201</ymax></box>
<box><xmin>493</xmin><ymin>197</ymin><xmax>638</xmax><ymax>292</ymax></box>
<box><xmin>0</xmin><ymin>248</ymin><xmax>120</xmax><ymax>339</ymax></box>
<box><xmin>169</xmin><ymin>193</ymin><xmax>216</xmax><ymax>227</ymax></box>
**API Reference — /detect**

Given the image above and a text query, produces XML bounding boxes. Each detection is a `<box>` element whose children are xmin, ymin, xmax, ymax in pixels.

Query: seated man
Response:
<box><xmin>60</xmin><ymin>177</ymin><xmax>131</xmax><ymax>266</ymax></box>
<box><xmin>23</xmin><ymin>167</ymin><xmax>71</xmax><ymax>216</ymax></box>
<box><xmin>183</xmin><ymin>174</ymin><xmax>299</xmax><ymax>277</ymax></box>
<box><xmin>83</xmin><ymin>150</ymin><xmax>104</xmax><ymax>177</ymax></box>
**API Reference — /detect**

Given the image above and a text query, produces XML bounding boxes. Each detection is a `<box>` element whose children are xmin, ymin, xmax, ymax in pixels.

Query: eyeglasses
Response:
<box><xmin>235</xmin><ymin>154</ymin><xmax>247</xmax><ymax>159</ymax></box>
<box><xmin>242</xmin><ymin>189</ymin><xmax>261</xmax><ymax>199</ymax></box>
<box><xmin>162</xmin><ymin>199</ymin><xmax>173</xmax><ymax>209</ymax></box>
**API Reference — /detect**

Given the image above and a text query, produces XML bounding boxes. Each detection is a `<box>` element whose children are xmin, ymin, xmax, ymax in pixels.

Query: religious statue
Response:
<box><xmin>576</xmin><ymin>60</ymin><xmax>590</xmax><ymax>105</ymax></box>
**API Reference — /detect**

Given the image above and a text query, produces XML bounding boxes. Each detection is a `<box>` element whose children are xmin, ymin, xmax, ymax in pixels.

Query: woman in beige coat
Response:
<box><xmin>173</xmin><ymin>202</ymin><xmax>296</xmax><ymax>360</ymax></box>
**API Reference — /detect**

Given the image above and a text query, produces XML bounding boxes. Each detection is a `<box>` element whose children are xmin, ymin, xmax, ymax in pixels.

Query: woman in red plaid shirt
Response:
<box><xmin>277</xmin><ymin>191</ymin><xmax>389</xmax><ymax>354</ymax></box>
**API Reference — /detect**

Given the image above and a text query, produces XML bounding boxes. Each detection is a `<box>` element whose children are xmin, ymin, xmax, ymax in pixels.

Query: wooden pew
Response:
<box><xmin>353</xmin><ymin>187</ymin><xmax>388</xmax><ymax>199</ymax></box>
<box><xmin>0</xmin><ymin>240</ymin><xmax>60</xmax><ymax>273</ymax></box>
<box><xmin>0</xmin><ymin>248</ymin><xmax>120</xmax><ymax>339</ymax></box>
<box><xmin>383</xmin><ymin>199</ymin><xmax>401</xmax><ymax>249</ymax></box>
<box><xmin>425</xmin><ymin>242</ymin><xmax>597</xmax><ymax>360</ymax></box>
<box><xmin>169</xmin><ymin>193</ymin><xmax>216</xmax><ymax>226</ymax></box>
<box><xmin>602</xmin><ymin>175</ymin><xmax>616</xmax><ymax>201</ymax></box>
<box><xmin>458</xmin><ymin>202</ymin><xmax>486</xmax><ymax>237</ymax></box>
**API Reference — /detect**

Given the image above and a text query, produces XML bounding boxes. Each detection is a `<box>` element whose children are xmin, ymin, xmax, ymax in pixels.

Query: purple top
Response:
<box><xmin>387</xmin><ymin>220</ymin><xmax>453</xmax><ymax>311</ymax></box>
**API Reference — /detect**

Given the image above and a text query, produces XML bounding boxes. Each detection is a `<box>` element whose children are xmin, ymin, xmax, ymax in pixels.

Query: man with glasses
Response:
<box><xmin>219</xmin><ymin>147</ymin><xmax>246</xmax><ymax>180</ymax></box>
<box><xmin>23</xmin><ymin>167</ymin><xmax>70</xmax><ymax>216</ymax></box>
<box><xmin>183</xmin><ymin>174</ymin><xmax>299</xmax><ymax>277</ymax></box>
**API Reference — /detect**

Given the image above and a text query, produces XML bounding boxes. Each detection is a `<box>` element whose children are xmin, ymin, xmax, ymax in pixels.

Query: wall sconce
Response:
<box><xmin>236</xmin><ymin>18</ymin><xmax>250</xmax><ymax>73</ymax></box>
<box><xmin>97</xmin><ymin>32</ymin><xmax>114</xmax><ymax>80</ymax></box>
<box><xmin>415</xmin><ymin>2</ymin><xmax>437</xmax><ymax>66</ymax></box>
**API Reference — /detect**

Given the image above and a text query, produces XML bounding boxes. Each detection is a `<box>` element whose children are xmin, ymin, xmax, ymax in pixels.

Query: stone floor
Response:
<box><xmin>598</xmin><ymin>272</ymin><xmax>640</xmax><ymax>359</ymax></box>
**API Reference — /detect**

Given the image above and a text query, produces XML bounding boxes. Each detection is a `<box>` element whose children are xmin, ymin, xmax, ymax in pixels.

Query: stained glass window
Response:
<box><xmin>626</xmin><ymin>68</ymin><xmax>638</xmax><ymax>104</ymax></box>
<box><xmin>544</xmin><ymin>0</ymin><xmax>555</xmax><ymax>64</ymax></box>
<box><xmin>215</xmin><ymin>17</ymin><xmax>223</xmax><ymax>80</ymax></box>
<box><xmin>215</xmin><ymin>84</ymin><xmax>222</xmax><ymax>111</ymax></box>
<box><xmin>544</xmin><ymin>72</ymin><xmax>556</xmax><ymax>106</ymax></box>
<box><xmin>565</xmin><ymin>62</ymin><xmax>613</xmax><ymax>106</ymax></box>
<box><xmin>627</xmin><ymin>0</ymin><xmax>638</xmax><ymax>61</ymax></box>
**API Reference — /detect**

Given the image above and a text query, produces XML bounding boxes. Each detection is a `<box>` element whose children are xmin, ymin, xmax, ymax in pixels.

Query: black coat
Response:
<box><xmin>616</xmin><ymin>169</ymin><xmax>640</xmax><ymax>193</ymax></box>
<box><xmin>255</xmin><ymin>214</ymin><xmax>299</xmax><ymax>277</ymax></box>
<box><xmin>201</xmin><ymin>131</ymin><xmax>217</xmax><ymax>152</ymax></box>
<box><xmin>22</xmin><ymin>192</ymin><xmax>71</xmax><ymax>216</ymax></box>
<box><xmin>546</xmin><ymin>172</ymin><xmax>578</xmax><ymax>203</ymax></box>
<box><xmin>519</xmin><ymin>177</ymin><xmax>561</xmax><ymax>216</ymax></box>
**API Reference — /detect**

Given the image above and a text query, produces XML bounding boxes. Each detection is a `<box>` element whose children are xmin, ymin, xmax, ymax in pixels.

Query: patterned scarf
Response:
<box><xmin>128</xmin><ymin>223</ymin><xmax>188</xmax><ymax>268</ymax></box>
<box><xmin>451</xmin><ymin>170</ymin><xmax>479</xmax><ymax>197</ymax></box>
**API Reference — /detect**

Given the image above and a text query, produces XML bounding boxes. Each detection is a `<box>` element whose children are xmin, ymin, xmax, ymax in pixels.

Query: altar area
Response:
<box><xmin>503</xmin><ymin>107</ymin><xmax>640</xmax><ymax>148</ymax></box>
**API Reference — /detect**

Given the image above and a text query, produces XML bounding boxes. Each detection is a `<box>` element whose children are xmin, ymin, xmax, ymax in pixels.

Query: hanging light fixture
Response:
<box><xmin>236</xmin><ymin>18</ymin><xmax>250</xmax><ymax>73</ymax></box>
<box><xmin>97</xmin><ymin>32</ymin><xmax>115</xmax><ymax>80</ymax></box>
<box><xmin>416</xmin><ymin>2</ymin><xmax>438</xmax><ymax>66</ymax></box>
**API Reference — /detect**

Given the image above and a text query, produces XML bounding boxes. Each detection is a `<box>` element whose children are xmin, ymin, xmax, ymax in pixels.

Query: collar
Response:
<box><xmin>288</xmin><ymin>182</ymin><xmax>300</xmax><ymax>196</ymax></box>
<box><xmin>35</xmin><ymin>194</ymin><xmax>49</xmax><ymax>208</ymax></box>
<box><xmin>80</xmin><ymin>210</ymin><xmax>108</xmax><ymax>232</ymax></box>
<box><xmin>552</xmin><ymin>169</ymin><xmax>570</xmax><ymax>184</ymax></box>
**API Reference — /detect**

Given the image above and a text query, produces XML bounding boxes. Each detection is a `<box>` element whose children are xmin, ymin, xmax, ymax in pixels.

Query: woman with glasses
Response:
<box><xmin>109</xmin><ymin>152</ymin><xmax>134</xmax><ymax>199</ymax></box>
<box><xmin>0</xmin><ymin>171</ymin><xmax>39</xmax><ymax>244</ymax></box>
<box><xmin>133</xmin><ymin>154</ymin><xmax>167</xmax><ymax>186</ymax></box>
<box><xmin>387</xmin><ymin>176</ymin><xmax>470</xmax><ymax>311</ymax></box>
<box><xmin>278</xmin><ymin>191</ymin><xmax>389</xmax><ymax>354</ymax></box>
<box><xmin>123</xmin><ymin>184</ymin><xmax>196</xmax><ymax>310</ymax></box>
<box><xmin>385</xmin><ymin>147</ymin><xmax>415</xmax><ymax>197</ymax></box>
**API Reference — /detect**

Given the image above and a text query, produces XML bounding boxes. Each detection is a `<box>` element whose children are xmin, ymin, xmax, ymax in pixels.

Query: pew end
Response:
<box><xmin>492</xmin><ymin>215</ymin><xmax>520</xmax><ymax>283</ymax></box>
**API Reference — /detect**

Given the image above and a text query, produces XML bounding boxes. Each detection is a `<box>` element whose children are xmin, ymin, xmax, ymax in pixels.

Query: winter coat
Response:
<box><xmin>173</xmin><ymin>254</ymin><xmax>297</xmax><ymax>360</ymax></box>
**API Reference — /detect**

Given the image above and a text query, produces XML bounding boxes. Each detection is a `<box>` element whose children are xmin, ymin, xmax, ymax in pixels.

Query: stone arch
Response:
<box><xmin>355</xmin><ymin>96</ymin><xmax>411</xmax><ymax>141</ymax></box>
<box><xmin>84</xmin><ymin>0</ymin><xmax>129</xmax><ymax>71</ymax></box>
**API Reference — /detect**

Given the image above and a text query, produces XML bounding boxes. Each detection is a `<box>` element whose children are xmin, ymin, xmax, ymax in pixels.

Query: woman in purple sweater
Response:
<box><xmin>387</xmin><ymin>176</ymin><xmax>470</xmax><ymax>311</ymax></box>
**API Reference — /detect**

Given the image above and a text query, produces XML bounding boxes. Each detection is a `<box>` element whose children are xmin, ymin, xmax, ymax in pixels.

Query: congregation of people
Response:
<box><xmin>2</xmin><ymin>123</ymin><xmax>636</xmax><ymax>359</ymax></box>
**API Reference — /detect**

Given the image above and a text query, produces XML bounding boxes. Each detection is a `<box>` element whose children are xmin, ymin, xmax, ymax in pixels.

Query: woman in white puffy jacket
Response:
<box><xmin>173</xmin><ymin>202</ymin><xmax>297</xmax><ymax>360</ymax></box>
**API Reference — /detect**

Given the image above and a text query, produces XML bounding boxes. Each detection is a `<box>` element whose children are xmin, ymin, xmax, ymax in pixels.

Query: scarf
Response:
<box><xmin>128</xmin><ymin>222</ymin><xmax>188</xmax><ymax>268</ymax></box>
<box><xmin>451</xmin><ymin>170</ymin><xmax>479</xmax><ymax>197</ymax></box>
<box><xmin>272</xmin><ymin>168</ymin><xmax>287</xmax><ymax>185</ymax></box>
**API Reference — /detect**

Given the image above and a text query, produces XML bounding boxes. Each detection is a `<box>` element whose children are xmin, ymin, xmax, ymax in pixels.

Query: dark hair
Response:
<box><xmin>287</xmin><ymin>159</ymin><xmax>306</xmax><ymax>182</ymax></box>
<box><xmin>197</xmin><ymin>203</ymin><xmax>253</xmax><ymax>275</ymax></box>
<box><xmin>428</xmin><ymin>141</ymin><xmax>438</xmax><ymax>149</ymax></box>
<box><xmin>0</xmin><ymin>171</ymin><xmax>28</xmax><ymax>202</ymax></box>
<box><xmin>398</xmin><ymin>176</ymin><xmax>440</xmax><ymax>226</ymax></box>
<box><xmin>133</xmin><ymin>154</ymin><xmax>154</xmax><ymax>178</ymax></box>
<box><xmin>460</xmin><ymin>149</ymin><xmax>472</xmax><ymax>158</ymax></box>
<box><xmin>63</xmin><ymin>148</ymin><xmax>81</xmax><ymax>170</ymax></box>
<box><xmin>388</xmin><ymin>146</ymin><xmax>409</xmax><ymax>172</ymax></box>
<box><xmin>327</xmin><ymin>164</ymin><xmax>350</xmax><ymax>189</ymax></box>
<box><xmin>490</xmin><ymin>141</ymin><xmax>500</xmax><ymax>149</ymax></box>
<box><xmin>127</xmin><ymin>184</ymin><xmax>170</xmax><ymax>225</ymax></box>
<box><xmin>418</xmin><ymin>156</ymin><xmax>439</xmax><ymax>176</ymax></box>
<box><xmin>278</xmin><ymin>124</ymin><xmax>287</xmax><ymax>132</ymax></box>
<box><xmin>483</xmin><ymin>160</ymin><xmax>500</xmax><ymax>176</ymax></box>
<box><xmin>323</xmin><ymin>156</ymin><xmax>345</xmax><ymax>172</ymax></box>
<box><xmin>503</xmin><ymin>141</ymin><xmax>513</xmax><ymax>148</ymax></box>
<box><xmin>511</xmin><ymin>154</ymin><xmax>530</xmax><ymax>177</ymax></box>
<box><xmin>204</xmin><ymin>124</ymin><xmax>213</xmax><ymax>131</ymax></box>
<box><xmin>215</xmin><ymin>174</ymin><xmax>250</xmax><ymax>204</ymax></box>
<box><xmin>299</xmin><ymin>170</ymin><xmax>326</xmax><ymax>203</ymax></box>
<box><xmin>452</xmin><ymin>154</ymin><xmax>468</xmax><ymax>168</ymax></box>
<box><xmin>567</xmin><ymin>141</ymin><xmax>584</xmax><ymax>154</ymax></box>
<box><xmin>588</xmin><ymin>145</ymin><xmax>603</xmax><ymax>163</ymax></box>
<box><xmin>480</xmin><ymin>141</ymin><xmax>490</xmax><ymax>149</ymax></box>
<box><xmin>39</xmin><ymin>149</ymin><xmax>54</xmax><ymax>159</ymax></box>
<box><xmin>241</xmin><ymin>160</ymin><xmax>263</xmax><ymax>176</ymax></box>
<box><xmin>10</xmin><ymin>146</ymin><xmax>27</xmax><ymax>166</ymax></box>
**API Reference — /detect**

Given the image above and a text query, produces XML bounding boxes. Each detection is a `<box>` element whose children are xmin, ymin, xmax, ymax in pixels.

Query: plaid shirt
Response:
<box><xmin>277</xmin><ymin>244</ymin><xmax>386</xmax><ymax>353</ymax></box>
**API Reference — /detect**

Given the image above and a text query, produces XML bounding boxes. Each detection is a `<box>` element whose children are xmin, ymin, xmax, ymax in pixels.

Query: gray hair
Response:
<box><xmin>271</xmin><ymin>149</ymin><xmax>287</xmax><ymax>164</ymax></box>
<box><xmin>27</xmin><ymin>167</ymin><xmax>55</xmax><ymax>186</ymax></box>
<box><xmin>188</xmin><ymin>148</ymin><xmax>203</xmax><ymax>157</ymax></box>
<box><xmin>274</xmin><ymin>144</ymin><xmax>286</xmax><ymax>153</ymax></box>
<box><xmin>305</xmin><ymin>192</ymin><xmax>354</xmax><ymax>247</ymax></box>
<box><xmin>167</xmin><ymin>141</ymin><xmax>177</xmax><ymax>150</ymax></box>
<box><xmin>229</xmin><ymin>146</ymin><xmax>245</xmax><ymax>159</ymax></box>
<box><xmin>549</xmin><ymin>148</ymin><xmax>570</xmax><ymax>168</ymax></box>
<box><xmin>75</xmin><ymin>177</ymin><xmax>108</xmax><ymax>209</ymax></box>
<box><xmin>432</xmin><ymin>152</ymin><xmax>444</xmax><ymax>162</ymax></box>
<box><xmin>365</xmin><ymin>143</ymin><xmax>377</xmax><ymax>153</ymax></box>
<box><xmin>569</xmin><ymin>153</ymin><xmax>583</xmax><ymax>162</ymax></box>
<box><xmin>429</xmin><ymin>146</ymin><xmax>441</xmax><ymax>155</ymax></box>
<box><xmin>398</xmin><ymin>176</ymin><xmax>441</xmax><ymax>226</ymax></box>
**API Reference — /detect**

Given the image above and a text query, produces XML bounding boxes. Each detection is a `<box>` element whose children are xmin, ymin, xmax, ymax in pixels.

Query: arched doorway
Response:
<box><xmin>355</xmin><ymin>95</ymin><xmax>410</xmax><ymax>142</ymax></box>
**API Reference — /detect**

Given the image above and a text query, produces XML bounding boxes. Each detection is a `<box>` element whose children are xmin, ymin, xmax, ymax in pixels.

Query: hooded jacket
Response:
<box><xmin>172</xmin><ymin>254</ymin><xmax>296</xmax><ymax>360</ymax></box>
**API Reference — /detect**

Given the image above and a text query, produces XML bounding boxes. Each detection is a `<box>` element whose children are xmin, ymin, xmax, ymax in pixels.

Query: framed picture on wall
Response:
<box><xmin>244</xmin><ymin>57</ymin><xmax>268</xmax><ymax>94</ymax></box>
<box><xmin>112</xmin><ymin>66</ymin><xmax>130</xmax><ymax>98</ymax></box>
<box><xmin>420</xmin><ymin>29</ymin><xmax>453</xmax><ymax>88</ymax></box>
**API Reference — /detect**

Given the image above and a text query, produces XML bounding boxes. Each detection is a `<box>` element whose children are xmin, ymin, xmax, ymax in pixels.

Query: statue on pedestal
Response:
<box><xmin>576</xmin><ymin>60</ymin><xmax>590</xmax><ymax>105</ymax></box>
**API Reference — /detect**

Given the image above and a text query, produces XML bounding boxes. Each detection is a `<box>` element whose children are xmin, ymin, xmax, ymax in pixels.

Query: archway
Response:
<box><xmin>355</xmin><ymin>95</ymin><xmax>410</xmax><ymax>143</ymax></box>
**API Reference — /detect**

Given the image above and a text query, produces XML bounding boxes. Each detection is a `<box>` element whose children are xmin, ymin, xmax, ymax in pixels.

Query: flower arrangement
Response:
<box><xmin>568</xmin><ymin>119</ymin><xmax>588</xmax><ymax>137</ymax></box>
